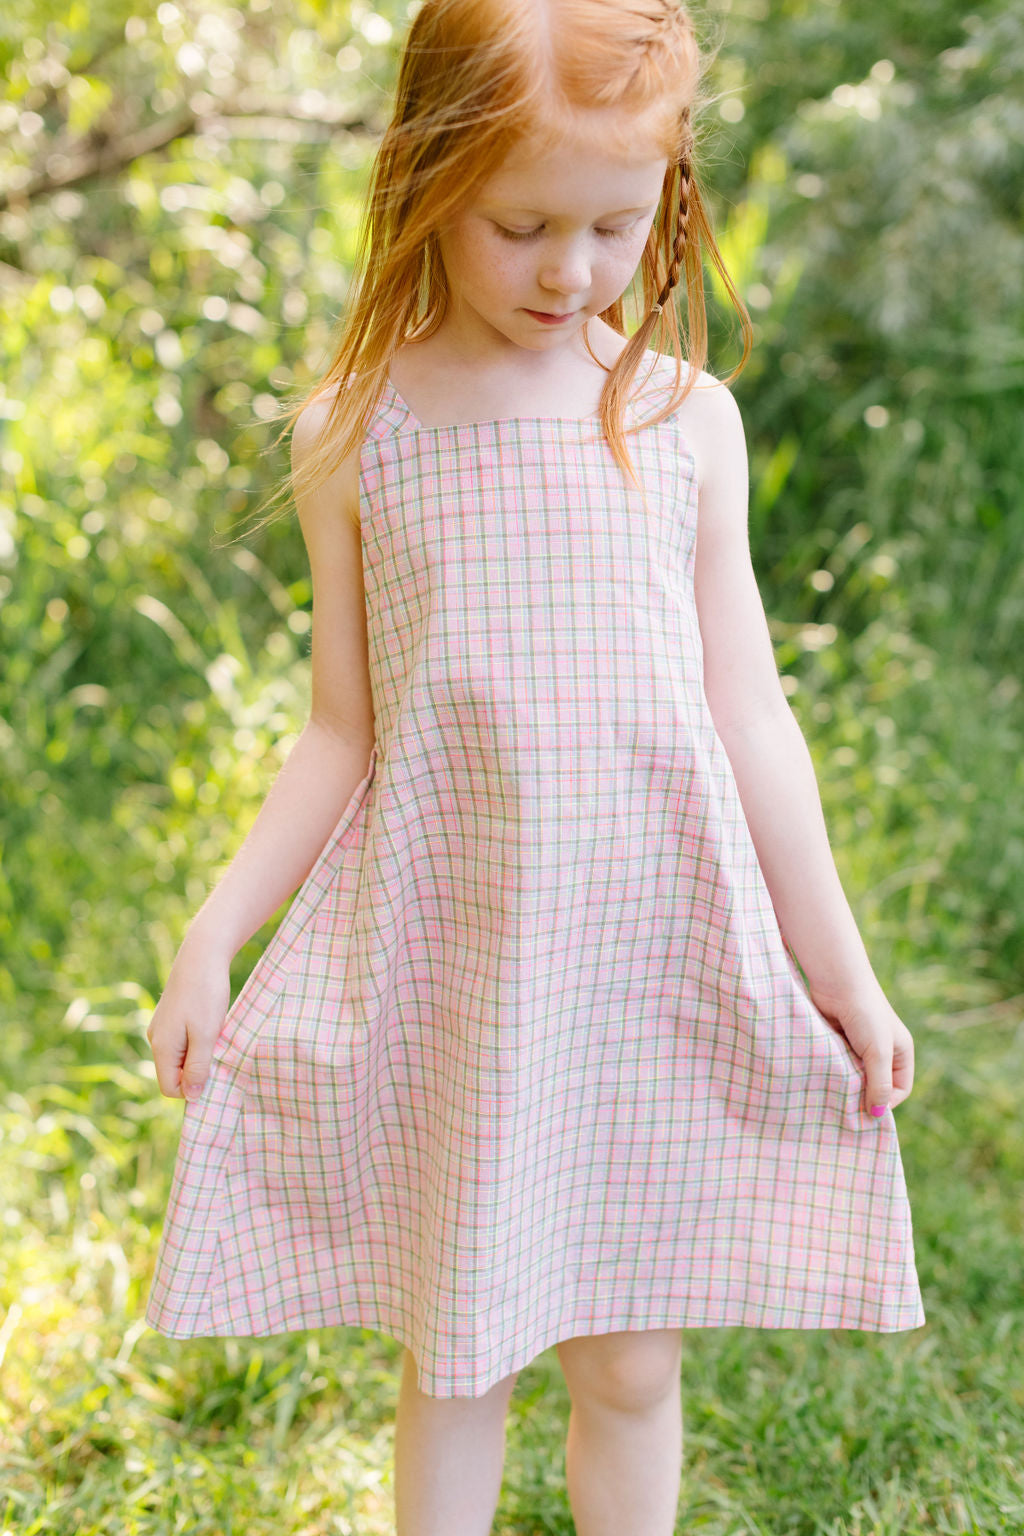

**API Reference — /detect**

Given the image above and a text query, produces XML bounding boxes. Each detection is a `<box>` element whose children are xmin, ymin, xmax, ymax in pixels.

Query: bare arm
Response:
<box><xmin>148</xmin><ymin>395</ymin><xmax>376</xmax><ymax>1097</ymax></box>
<box><xmin>185</xmin><ymin>400</ymin><xmax>376</xmax><ymax>961</ymax></box>
<box><xmin>685</xmin><ymin>376</ymin><xmax>914</xmax><ymax>1115</ymax></box>
<box><xmin>184</xmin><ymin>722</ymin><xmax>375</xmax><ymax>961</ymax></box>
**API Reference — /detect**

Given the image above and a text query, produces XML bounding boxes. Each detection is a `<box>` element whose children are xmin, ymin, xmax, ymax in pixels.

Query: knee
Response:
<box><xmin>556</xmin><ymin>1328</ymin><xmax>682</xmax><ymax>1415</ymax></box>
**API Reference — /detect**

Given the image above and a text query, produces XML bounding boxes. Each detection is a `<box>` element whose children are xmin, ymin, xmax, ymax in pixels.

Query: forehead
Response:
<box><xmin>478</xmin><ymin>116</ymin><xmax>669</xmax><ymax>216</ymax></box>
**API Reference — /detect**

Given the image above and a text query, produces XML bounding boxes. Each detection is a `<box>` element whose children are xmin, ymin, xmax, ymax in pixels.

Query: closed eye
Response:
<box><xmin>495</xmin><ymin>221</ymin><xmax>639</xmax><ymax>243</ymax></box>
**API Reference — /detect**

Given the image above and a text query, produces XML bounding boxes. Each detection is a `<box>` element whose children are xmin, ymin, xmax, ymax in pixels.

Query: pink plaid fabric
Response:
<box><xmin>145</xmin><ymin>359</ymin><xmax>926</xmax><ymax>1397</ymax></box>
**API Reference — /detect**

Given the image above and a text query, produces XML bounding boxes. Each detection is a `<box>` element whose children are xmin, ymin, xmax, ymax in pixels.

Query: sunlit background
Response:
<box><xmin>1</xmin><ymin>1</ymin><xmax>1022</xmax><ymax>1530</ymax></box>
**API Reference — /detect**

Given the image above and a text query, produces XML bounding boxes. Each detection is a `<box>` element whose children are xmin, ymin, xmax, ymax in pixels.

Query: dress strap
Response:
<box><xmin>363</xmin><ymin>379</ymin><xmax>417</xmax><ymax>440</ymax></box>
<box><xmin>626</xmin><ymin>359</ymin><xmax>687</xmax><ymax>424</ymax></box>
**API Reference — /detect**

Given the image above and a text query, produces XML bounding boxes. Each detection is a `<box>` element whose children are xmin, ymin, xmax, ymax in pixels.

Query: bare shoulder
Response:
<box><xmin>291</xmin><ymin>379</ymin><xmax>363</xmax><ymax>532</ymax></box>
<box><xmin>292</xmin><ymin>372</ymin><xmax>359</xmax><ymax>442</ymax></box>
<box><xmin>292</xmin><ymin>374</ymin><xmax>348</xmax><ymax>441</ymax></box>
<box><xmin>656</xmin><ymin>364</ymin><xmax>744</xmax><ymax>492</ymax></box>
<box><xmin>289</xmin><ymin>382</ymin><xmax>376</xmax><ymax>743</ymax></box>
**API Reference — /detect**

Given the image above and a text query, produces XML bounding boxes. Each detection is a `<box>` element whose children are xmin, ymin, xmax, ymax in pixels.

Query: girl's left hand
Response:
<box><xmin>808</xmin><ymin>980</ymin><xmax>916</xmax><ymax>1120</ymax></box>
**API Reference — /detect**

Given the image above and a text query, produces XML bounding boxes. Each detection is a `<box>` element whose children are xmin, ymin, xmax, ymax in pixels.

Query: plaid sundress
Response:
<box><xmin>145</xmin><ymin>358</ymin><xmax>926</xmax><ymax>1397</ymax></box>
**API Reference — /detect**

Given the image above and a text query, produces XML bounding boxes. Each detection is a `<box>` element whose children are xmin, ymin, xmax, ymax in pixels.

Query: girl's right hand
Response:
<box><xmin>146</xmin><ymin>928</ymin><xmax>233</xmax><ymax>1101</ymax></box>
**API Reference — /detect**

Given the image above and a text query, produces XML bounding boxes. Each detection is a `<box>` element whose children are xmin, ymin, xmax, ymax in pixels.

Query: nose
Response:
<box><xmin>539</xmin><ymin>236</ymin><xmax>591</xmax><ymax>298</ymax></box>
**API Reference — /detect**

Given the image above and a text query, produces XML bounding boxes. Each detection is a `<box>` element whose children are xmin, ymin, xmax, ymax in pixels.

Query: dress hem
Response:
<box><xmin>143</xmin><ymin>1296</ymin><xmax>927</xmax><ymax>1399</ymax></box>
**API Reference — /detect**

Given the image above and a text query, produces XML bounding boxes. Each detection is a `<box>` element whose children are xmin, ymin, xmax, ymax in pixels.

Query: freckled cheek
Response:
<box><xmin>450</xmin><ymin>228</ymin><xmax>527</xmax><ymax>298</ymax></box>
<box><xmin>603</xmin><ymin>235</ymin><xmax>652</xmax><ymax>295</ymax></box>
<box><xmin>481</xmin><ymin>241</ymin><xmax>530</xmax><ymax>294</ymax></box>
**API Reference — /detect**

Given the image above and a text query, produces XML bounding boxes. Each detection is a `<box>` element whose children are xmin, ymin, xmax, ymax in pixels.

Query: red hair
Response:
<box><xmin>237</xmin><ymin>0</ymin><xmax>752</xmax><ymax>535</ymax></box>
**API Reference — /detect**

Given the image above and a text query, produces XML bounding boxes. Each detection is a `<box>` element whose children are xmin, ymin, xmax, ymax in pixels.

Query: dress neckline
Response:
<box><xmin>384</xmin><ymin>376</ymin><xmax>604</xmax><ymax>432</ymax></box>
<box><xmin>384</xmin><ymin>359</ymin><xmax>684</xmax><ymax>433</ymax></box>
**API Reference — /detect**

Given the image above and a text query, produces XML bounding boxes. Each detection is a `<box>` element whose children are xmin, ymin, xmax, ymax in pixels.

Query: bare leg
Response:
<box><xmin>557</xmin><ymin>1328</ymin><xmax>684</xmax><ymax>1536</ymax></box>
<box><xmin>393</xmin><ymin>1347</ymin><xmax>519</xmax><ymax>1536</ymax></box>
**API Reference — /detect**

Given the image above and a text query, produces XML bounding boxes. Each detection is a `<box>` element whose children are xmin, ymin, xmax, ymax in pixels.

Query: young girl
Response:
<box><xmin>145</xmin><ymin>1</ymin><xmax>925</xmax><ymax>1530</ymax></box>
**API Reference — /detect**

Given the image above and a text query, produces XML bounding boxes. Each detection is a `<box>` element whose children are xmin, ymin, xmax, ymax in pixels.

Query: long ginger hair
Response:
<box><xmin>235</xmin><ymin>0</ymin><xmax>752</xmax><ymax>537</ymax></box>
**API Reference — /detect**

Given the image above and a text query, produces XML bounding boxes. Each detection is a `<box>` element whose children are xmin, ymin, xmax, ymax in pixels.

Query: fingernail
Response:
<box><xmin>184</xmin><ymin>1084</ymin><xmax>202</xmax><ymax>1101</ymax></box>
<box><xmin>870</xmin><ymin>1104</ymin><xmax>887</xmax><ymax>1117</ymax></box>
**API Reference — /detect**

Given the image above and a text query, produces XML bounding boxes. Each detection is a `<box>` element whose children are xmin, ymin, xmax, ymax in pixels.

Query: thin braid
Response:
<box><xmin>654</xmin><ymin>152</ymin><xmax>692</xmax><ymax>311</ymax></box>
<box><xmin>648</xmin><ymin>103</ymin><xmax>694</xmax><ymax>317</ymax></box>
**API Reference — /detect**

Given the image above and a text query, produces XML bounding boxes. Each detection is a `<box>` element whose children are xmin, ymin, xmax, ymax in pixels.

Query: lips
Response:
<box><xmin>525</xmin><ymin>308</ymin><xmax>576</xmax><ymax>324</ymax></box>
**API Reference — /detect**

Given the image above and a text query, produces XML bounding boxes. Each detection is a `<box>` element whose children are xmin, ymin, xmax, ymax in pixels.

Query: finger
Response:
<box><xmin>891</xmin><ymin>1041</ymin><xmax>914</xmax><ymax>1097</ymax></box>
<box><xmin>860</xmin><ymin>1043</ymin><xmax>892</xmax><ymax>1120</ymax></box>
<box><xmin>156</xmin><ymin>1075</ymin><xmax>184</xmax><ymax>1100</ymax></box>
<box><xmin>151</xmin><ymin>1044</ymin><xmax>186</xmax><ymax>1099</ymax></box>
<box><xmin>180</xmin><ymin>1045</ymin><xmax>214</xmax><ymax>1102</ymax></box>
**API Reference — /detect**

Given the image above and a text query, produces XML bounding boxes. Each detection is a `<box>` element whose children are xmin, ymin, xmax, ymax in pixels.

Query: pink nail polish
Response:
<box><xmin>870</xmin><ymin>1105</ymin><xmax>887</xmax><ymax>1117</ymax></box>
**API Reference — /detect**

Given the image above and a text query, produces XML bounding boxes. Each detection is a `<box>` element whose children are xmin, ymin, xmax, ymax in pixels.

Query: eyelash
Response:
<box><xmin>496</xmin><ymin>222</ymin><xmax>637</xmax><ymax>243</ymax></box>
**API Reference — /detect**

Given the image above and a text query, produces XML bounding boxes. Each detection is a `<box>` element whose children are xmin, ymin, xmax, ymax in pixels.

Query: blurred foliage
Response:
<box><xmin>0</xmin><ymin>0</ymin><xmax>412</xmax><ymax>1037</ymax></box>
<box><xmin>1</xmin><ymin>0</ymin><xmax>1023</xmax><ymax>1529</ymax></box>
<box><xmin>706</xmin><ymin>0</ymin><xmax>1024</xmax><ymax>995</ymax></box>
